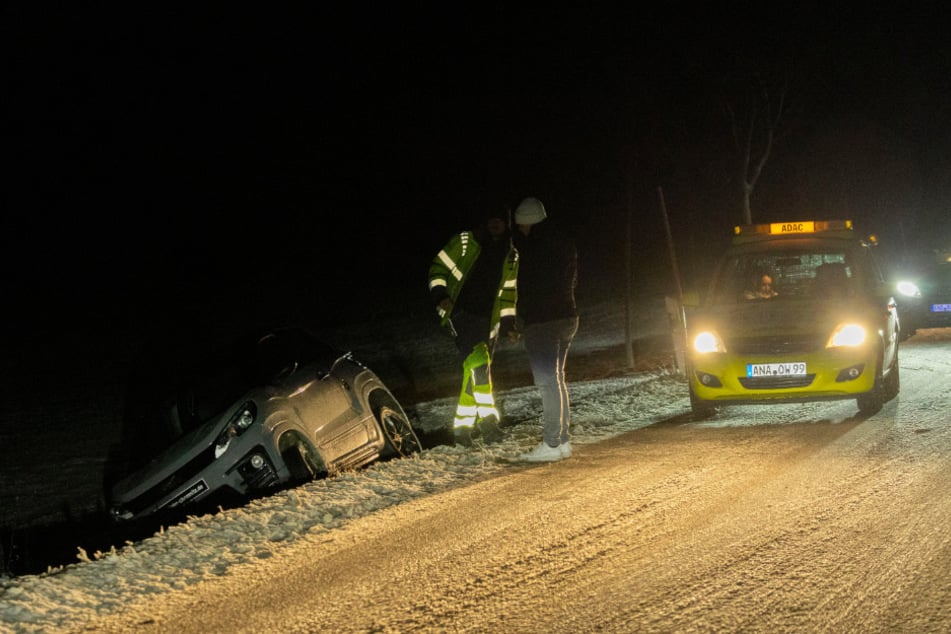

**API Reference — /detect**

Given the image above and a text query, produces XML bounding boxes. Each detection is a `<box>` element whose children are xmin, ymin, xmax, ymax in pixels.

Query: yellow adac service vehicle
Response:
<box><xmin>686</xmin><ymin>220</ymin><xmax>900</xmax><ymax>419</ymax></box>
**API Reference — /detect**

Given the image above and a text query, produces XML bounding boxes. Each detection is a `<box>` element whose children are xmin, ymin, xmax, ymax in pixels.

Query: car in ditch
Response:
<box><xmin>106</xmin><ymin>326</ymin><xmax>422</xmax><ymax>524</ymax></box>
<box><xmin>684</xmin><ymin>219</ymin><xmax>900</xmax><ymax>420</ymax></box>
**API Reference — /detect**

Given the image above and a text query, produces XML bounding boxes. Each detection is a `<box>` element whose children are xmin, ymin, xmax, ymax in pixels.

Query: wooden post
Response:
<box><xmin>658</xmin><ymin>187</ymin><xmax>687</xmax><ymax>375</ymax></box>
<box><xmin>625</xmin><ymin>169</ymin><xmax>635</xmax><ymax>369</ymax></box>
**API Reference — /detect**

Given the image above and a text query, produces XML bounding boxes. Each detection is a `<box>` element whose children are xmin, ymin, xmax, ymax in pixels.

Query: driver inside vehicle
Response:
<box><xmin>744</xmin><ymin>272</ymin><xmax>779</xmax><ymax>300</ymax></box>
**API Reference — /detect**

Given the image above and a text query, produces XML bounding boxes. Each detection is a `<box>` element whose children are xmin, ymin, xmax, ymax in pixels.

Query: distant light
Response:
<box><xmin>896</xmin><ymin>281</ymin><xmax>921</xmax><ymax>297</ymax></box>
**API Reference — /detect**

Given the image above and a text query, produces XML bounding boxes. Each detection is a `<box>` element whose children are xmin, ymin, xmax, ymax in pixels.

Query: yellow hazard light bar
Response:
<box><xmin>734</xmin><ymin>219</ymin><xmax>853</xmax><ymax>237</ymax></box>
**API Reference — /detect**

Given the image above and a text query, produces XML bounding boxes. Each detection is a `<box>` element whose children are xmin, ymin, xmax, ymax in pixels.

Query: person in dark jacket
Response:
<box><xmin>511</xmin><ymin>197</ymin><xmax>579</xmax><ymax>462</ymax></box>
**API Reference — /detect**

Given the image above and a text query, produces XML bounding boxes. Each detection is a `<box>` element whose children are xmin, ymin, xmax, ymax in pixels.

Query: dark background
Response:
<box><xmin>2</xmin><ymin>3</ymin><xmax>950</xmax><ymax>574</ymax></box>
<box><xmin>4</xmin><ymin>4</ymin><xmax>950</xmax><ymax>350</ymax></box>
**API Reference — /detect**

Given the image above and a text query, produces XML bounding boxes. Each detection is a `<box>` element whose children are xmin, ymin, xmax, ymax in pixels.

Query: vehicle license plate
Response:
<box><xmin>746</xmin><ymin>362</ymin><xmax>807</xmax><ymax>377</ymax></box>
<box><xmin>167</xmin><ymin>479</ymin><xmax>208</xmax><ymax>509</ymax></box>
<box><xmin>931</xmin><ymin>304</ymin><xmax>951</xmax><ymax>313</ymax></box>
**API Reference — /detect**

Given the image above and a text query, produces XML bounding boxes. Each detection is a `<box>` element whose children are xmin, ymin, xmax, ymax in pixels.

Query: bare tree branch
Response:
<box><xmin>727</xmin><ymin>73</ymin><xmax>788</xmax><ymax>224</ymax></box>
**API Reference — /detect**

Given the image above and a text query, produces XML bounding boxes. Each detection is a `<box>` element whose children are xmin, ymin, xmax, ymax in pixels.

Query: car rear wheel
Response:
<box><xmin>376</xmin><ymin>405</ymin><xmax>423</xmax><ymax>458</ymax></box>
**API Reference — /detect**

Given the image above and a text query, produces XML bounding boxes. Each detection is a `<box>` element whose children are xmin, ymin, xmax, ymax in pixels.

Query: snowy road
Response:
<box><xmin>78</xmin><ymin>332</ymin><xmax>951</xmax><ymax>633</ymax></box>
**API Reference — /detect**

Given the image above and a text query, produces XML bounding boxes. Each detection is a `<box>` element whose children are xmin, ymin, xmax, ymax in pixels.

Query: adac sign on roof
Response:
<box><xmin>732</xmin><ymin>219</ymin><xmax>854</xmax><ymax>243</ymax></box>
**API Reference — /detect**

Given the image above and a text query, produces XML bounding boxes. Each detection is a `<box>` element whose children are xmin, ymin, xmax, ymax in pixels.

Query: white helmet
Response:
<box><xmin>514</xmin><ymin>197</ymin><xmax>547</xmax><ymax>225</ymax></box>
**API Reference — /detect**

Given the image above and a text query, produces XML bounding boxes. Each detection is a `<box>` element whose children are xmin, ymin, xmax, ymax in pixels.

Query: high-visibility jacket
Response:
<box><xmin>428</xmin><ymin>230</ymin><xmax>519</xmax><ymax>341</ymax></box>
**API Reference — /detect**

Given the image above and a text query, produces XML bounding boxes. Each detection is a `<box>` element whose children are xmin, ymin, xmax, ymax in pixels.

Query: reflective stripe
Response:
<box><xmin>455</xmin><ymin>404</ymin><xmax>478</xmax><ymax>417</ymax></box>
<box><xmin>437</xmin><ymin>251</ymin><xmax>464</xmax><ymax>281</ymax></box>
<box><xmin>502</xmin><ymin>279</ymin><xmax>517</xmax><ymax>289</ymax></box>
<box><xmin>477</xmin><ymin>405</ymin><xmax>500</xmax><ymax>419</ymax></box>
<box><xmin>429</xmin><ymin>278</ymin><xmax>447</xmax><ymax>290</ymax></box>
<box><xmin>474</xmin><ymin>391</ymin><xmax>495</xmax><ymax>405</ymax></box>
<box><xmin>499</xmin><ymin>307</ymin><xmax>516</xmax><ymax>318</ymax></box>
<box><xmin>454</xmin><ymin>417</ymin><xmax>476</xmax><ymax>428</ymax></box>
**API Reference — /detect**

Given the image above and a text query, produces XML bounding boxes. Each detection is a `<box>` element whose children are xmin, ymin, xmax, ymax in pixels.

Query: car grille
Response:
<box><xmin>123</xmin><ymin>446</ymin><xmax>219</xmax><ymax>517</ymax></box>
<box><xmin>730</xmin><ymin>334</ymin><xmax>824</xmax><ymax>355</ymax></box>
<box><xmin>738</xmin><ymin>375</ymin><xmax>816</xmax><ymax>389</ymax></box>
<box><xmin>120</xmin><ymin>445</ymin><xmax>282</xmax><ymax>519</ymax></box>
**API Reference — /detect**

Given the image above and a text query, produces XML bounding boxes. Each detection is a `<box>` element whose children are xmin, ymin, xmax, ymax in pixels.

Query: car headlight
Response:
<box><xmin>693</xmin><ymin>331</ymin><xmax>726</xmax><ymax>353</ymax></box>
<box><xmin>110</xmin><ymin>506</ymin><xmax>133</xmax><ymax>522</ymax></box>
<box><xmin>896</xmin><ymin>280</ymin><xmax>921</xmax><ymax>297</ymax></box>
<box><xmin>215</xmin><ymin>401</ymin><xmax>258</xmax><ymax>458</ymax></box>
<box><xmin>827</xmin><ymin>323</ymin><xmax>867</xmax><ymax>347</ymax></box>
<box><xmin>234</xmin><ymin>405</ymin><xmax>255</xmax><ymax>431</ymax></box>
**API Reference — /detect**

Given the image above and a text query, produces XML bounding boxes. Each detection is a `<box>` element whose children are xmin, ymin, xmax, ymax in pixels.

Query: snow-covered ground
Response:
<box><xmin>1</xmin><ymin>284</ymin><xmax>949</xmax><ymax>631</ymax></box>
<box><xmin>0</xmin><ymin>369</ymin><xmax>691</xmax><ymax>632</ymax></box>
<box><xmin>0</xmin><ymin>275</ymin><xmax>675</xmax><ymax>535</ymax></box>
<box><xmin>0</xmin><ymin>283</ymin><xmax>692</xmax><ymax>631</ymax></box>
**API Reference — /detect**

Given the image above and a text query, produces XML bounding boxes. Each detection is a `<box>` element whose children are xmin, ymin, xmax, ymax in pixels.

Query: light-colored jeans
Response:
<box><xmin>522</xmin><ymin>316</ymin><xmax>579</xmax><ymax>447</ymax></box>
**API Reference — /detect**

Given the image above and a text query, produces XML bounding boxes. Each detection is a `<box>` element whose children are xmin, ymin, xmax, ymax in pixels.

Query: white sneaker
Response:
<box><xmin>519</xmin><ymin>442</ymin><xmax>563</xmax><ymax>462</ymax></box>
<box><xmin>559</xmin><ymin>441</ymin><xmax>572</xmax><ymax>458</ymax></box>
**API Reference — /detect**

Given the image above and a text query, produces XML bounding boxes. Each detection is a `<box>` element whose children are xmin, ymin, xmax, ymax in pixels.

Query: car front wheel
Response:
<box><xmin>279</xmin><ymin>434</ymin><xmax>324</xmax><ymax>483</ymax></box>
<box><xmin>857</xmin><ymin>351</ymin><xmax>885</xmax><ymax>415</ymax></box>
<box><xmin>883</xmin><ymin>345</ymin><xmax>900</xmax><ymax>402</ymax></box>
<box><xmin>689</xmin><ymin>383</ymin><xmax>718</xmax><ymax>421</ymax></box>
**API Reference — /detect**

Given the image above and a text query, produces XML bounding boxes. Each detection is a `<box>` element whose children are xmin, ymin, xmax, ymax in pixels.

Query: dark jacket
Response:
<box><xmin>513</xmin><ymin>221</ymin><xmax>578</xmax><ymax>326</ymax></box>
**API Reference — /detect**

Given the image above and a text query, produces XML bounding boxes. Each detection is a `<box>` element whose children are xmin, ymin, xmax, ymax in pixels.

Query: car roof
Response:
<box><xmin>724</xmin><ymin>235</ymin><xmax>866</xmax><ymax>256</ymax></box>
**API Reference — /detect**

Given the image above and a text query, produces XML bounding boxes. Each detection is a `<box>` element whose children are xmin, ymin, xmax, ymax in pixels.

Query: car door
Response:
<box><xmin>257</xmin><ymin>331</ymin><xmax>371</xmax><ymax>466</ymax></box>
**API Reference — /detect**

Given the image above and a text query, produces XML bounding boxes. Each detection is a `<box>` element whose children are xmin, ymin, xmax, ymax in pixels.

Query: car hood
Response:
<box><xmin>689</xmin><ymin>297</ymin><xmax>878</xmax><ymax>339</ymax></box>
<box><xmin>110</xmin><ymin>412</ymin><xmax>232</xmax><ymax>500</ymax></box>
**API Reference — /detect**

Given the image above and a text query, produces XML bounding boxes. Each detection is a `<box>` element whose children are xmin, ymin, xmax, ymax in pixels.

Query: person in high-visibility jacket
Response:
<box><xmin>428</xmin><ymin>206</ymin><xmax>519</xmax><ymax>446</ymax></box>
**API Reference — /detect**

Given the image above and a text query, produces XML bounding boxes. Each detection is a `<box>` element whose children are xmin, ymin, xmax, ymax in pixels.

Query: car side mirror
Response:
<box><xmin>682</xmin><ymin>290</ymin><xmax>701</xmax><ymax>308</ymax></box>
<box><xmin>268</xmin><ymin>362</ymin><xmax>298</xmax><ymax>385</ymax></box>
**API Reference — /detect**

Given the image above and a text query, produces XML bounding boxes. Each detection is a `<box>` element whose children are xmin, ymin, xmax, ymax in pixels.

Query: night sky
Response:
<box><xmin>5</xmin><ymin>4</ymin><xmax>950</xmax><ymax>339</ymax></box>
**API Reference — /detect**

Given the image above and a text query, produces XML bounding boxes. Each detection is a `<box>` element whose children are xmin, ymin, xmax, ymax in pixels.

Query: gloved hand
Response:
<box><xmin>501</xmin><ymin>316</ymin><xmax>519</xmax><ymax>344</ymax></box>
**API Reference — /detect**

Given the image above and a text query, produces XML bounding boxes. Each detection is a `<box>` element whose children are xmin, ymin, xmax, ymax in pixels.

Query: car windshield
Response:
<box><xmin>708</xmin><ymin>248</ymin><xmax>856</xmax><ymax>306</ymax></box>
<box><xmin>126</xmin><ymin>328</ymin><xmax>343</xmax><ymax>437</ymax></box>
<box><xmin>925</xmin><ymin>263</ymin><xmax>951</xmax><ymax>287</ymax></box>
<box><xmin>179</xmin><ymin>328</ymin><xmax>342</xmax><ymax>425</ymax></box>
